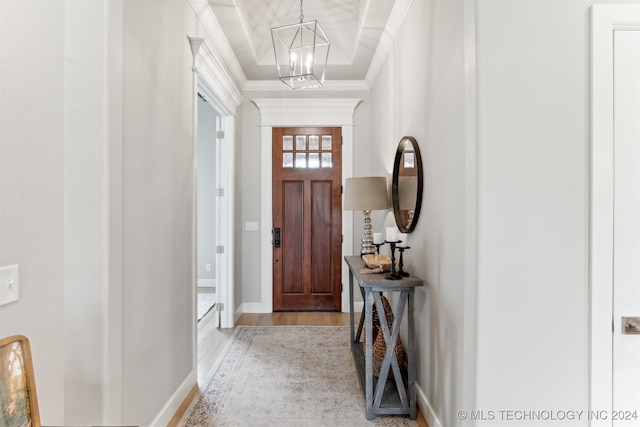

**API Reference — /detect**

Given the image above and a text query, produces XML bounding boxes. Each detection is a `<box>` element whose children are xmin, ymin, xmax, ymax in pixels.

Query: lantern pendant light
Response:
<box><xmin>270</xmin><ymin>0</ymin><xmax>330</xmax><ymax>89</ymax></box>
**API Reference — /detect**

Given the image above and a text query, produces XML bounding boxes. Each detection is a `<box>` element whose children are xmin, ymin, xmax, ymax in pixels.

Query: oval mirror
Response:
<box><xmin>392</xmin><ymin>136</ymin><xmax>423</xmax><ymax>233</ymax></box>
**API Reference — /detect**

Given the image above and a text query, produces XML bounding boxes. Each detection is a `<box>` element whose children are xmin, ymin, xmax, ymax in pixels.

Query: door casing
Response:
<box><xmin>251</xmin><ymin>98</ymin><xmax>362</xmax><ymax>313</ymax></box>
<box><xmin>590</xmin><ymin>5</ymin><xmax>640</xmax><ymax>423</ymax></box>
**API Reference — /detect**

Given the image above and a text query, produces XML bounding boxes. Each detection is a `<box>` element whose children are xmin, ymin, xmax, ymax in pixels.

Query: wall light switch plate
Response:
<box><xmin>245</xmin><ymin>221</ymin><xmax>259</xmax><ymax>232</ymax></box>
<box><xmin>0</xmin><ymin>265</ymin><xmax>19</xmax><ymax>306</ymax></box>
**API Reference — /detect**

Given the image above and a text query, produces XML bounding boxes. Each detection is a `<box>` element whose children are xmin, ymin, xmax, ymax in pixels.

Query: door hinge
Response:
<box><xmin>216</xmin><ymin>130</ymin><xmax>225</xmax><ymax>139</ymax></box>
<box><xmin>217</xmin><ymin>188</ymin><xmax>225</xmax><ymax>197</ymax></box>
<box><xmin>216</xmin><ymin>245</ymin><xmax>225</xmax><ymax>254</ymax></box>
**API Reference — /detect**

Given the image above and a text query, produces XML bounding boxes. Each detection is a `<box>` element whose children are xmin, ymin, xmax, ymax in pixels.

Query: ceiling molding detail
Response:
<box><xmin>188</xmin><ymin>0</ymin><xmax>248</xmax><ymax>91</ymax></box>
<box><xmin>252</xmin><ymin>98</ymin><xmax>362</xmax><ymax>127</ymax></box>
<box><xmin>244</xmin><ymin>80</ymin><xmax>370</xmax><ymax>92</ymax></box>
<box><xmin>365</xmin><ymin>0</ymin><xmax>414</xmax><ymax>87</ymax></box>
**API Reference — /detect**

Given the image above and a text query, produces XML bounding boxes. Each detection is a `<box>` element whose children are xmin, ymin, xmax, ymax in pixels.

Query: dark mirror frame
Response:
<box><xmin>392</xmin><ymin>136</ymin><xmax>423</xmax><ymax>233</ymax></box>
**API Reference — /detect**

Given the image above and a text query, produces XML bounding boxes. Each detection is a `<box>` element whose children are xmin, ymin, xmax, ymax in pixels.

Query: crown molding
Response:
<box><xmin>244</xmin><ymin>80</ymin><xmax>370</xmax><ymax>92</ymax></box>
<box><xmin>252</xmin><ymin>98</ymin><xmax>363</xmax><ymax>127</ymax></box>
<box><xmin>188</xmin><ymin>0</ymin><xmax>247</xmax><ymax>90</ymax></box>
<box><xmin>365</xmin><ymin>0</ymin><xmax>414</xmax><ymax>87</ymax></box>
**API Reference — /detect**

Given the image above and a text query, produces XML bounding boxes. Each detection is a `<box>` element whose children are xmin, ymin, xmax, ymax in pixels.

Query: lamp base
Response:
<box><xmin>360</xmin><ymin>210</ymin><xmax>376</xmax><ymax>255</ymax></box>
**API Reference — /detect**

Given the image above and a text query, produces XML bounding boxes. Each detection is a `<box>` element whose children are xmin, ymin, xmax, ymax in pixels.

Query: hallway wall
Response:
<box><xmin>473</xmin><ymin>1</ymin><xmax>637</xmax><ymax>423</ymax></box>
<box><xmin>368</xmin><ymin>1</ymin><xmax>471</xmax><ymax>426</ymax></box>
<box><xmin>0</xmin><ymin>0</ymin><xmax>215</xmax><ymax>424</ymax></box>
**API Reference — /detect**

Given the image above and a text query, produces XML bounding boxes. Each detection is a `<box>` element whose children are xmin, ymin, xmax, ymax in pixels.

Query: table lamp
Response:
<box><xmin>344</xmin><ymin>176</ymin><xmax>390</xmax><ymax>254</ymax></box>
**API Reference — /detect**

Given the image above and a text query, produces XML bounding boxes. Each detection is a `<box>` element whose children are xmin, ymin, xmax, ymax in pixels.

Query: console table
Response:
<box><xmin>345</xmin><ymin>255</ymin><xmax>423</xmax><ymax>420</ymax></box>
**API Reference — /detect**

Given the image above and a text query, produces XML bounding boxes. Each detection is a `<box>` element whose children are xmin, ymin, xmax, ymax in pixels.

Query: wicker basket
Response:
<box><xmin>364</xmin><ymin>295</ymin><xmax>405</xmax><ymax>379</ymax></box>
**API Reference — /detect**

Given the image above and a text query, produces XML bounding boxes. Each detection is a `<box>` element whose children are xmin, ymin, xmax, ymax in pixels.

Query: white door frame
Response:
<box><xmin>188</xmin><ymin>35</ymin><xmax>242</xmax><ymax>331</ymax></box>
<box><xmin>590</xmin><ymin>5</ymin><xmax>640</xmax><ymax>425</ymax></box>
<box><xmin>250</xmin><ymin>98</ymin><xmax>362</xmax><ymax>313</ymax></box>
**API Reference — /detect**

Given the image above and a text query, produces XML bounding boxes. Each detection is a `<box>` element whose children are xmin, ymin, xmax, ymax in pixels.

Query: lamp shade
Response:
<box><xmin>344</xmin><ymin>177</ymin><xmax>389</xmax><ymax>211</ymax></box>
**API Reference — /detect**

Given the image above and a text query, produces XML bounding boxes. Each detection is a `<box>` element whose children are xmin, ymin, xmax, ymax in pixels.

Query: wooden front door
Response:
<box><xmin>272</xmin><ymin>127</ymin><xmax>342</xmax><ymax>311</ymax></box>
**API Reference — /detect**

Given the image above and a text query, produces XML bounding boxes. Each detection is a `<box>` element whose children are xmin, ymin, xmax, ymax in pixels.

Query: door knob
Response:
<box><xmin>622</xmin><ymin>317</ymin><xmax>640</xmax><ymax>334</ymax></box>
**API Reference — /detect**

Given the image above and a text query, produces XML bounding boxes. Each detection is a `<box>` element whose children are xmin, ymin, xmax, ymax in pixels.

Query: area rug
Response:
<box><xmin>197</xmin><ymin>292</ymin><xmax>216</xmax><ymax>321</ymax></box>
<box><xmin>178</xmin><ymin>326</ymin><xmax>417</xmax><ymax>427</ymax></box>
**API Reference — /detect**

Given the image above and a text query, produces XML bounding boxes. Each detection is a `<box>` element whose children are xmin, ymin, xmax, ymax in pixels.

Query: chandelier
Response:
<box><xmin>270</xmin><ymin>0</ymin><xmax>330</xmax><ymax>89</ymax></box>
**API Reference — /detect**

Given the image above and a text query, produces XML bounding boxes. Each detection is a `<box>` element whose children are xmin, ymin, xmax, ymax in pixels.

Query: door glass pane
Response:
<box><xmin>321</xmin><ymin>135</ymin><xmax>332</xmax><ymax>150</ymax></box>
<box><xmin>309</xmin><ymin>135</ymin><xmax>320</xmax><ymax>151</ymax></box>
<box><xmin>295</xmin><ymin>153</ymin><xmax>307</xmax><ymax>168</ymax></box>
<box><xmin>296</xmin><ymin>135</ymin><xmax>306</xmax><ymax>151</ymax></box>
<box><xmin>283</xmin><ymin>152</ymin><xmax>294</xmax><ymax>168</ymax></box>
<box><xmin>321</xmin><ymin>153</ymin><xmax>332</xmax><ymax>168</ymax></box>
<box><xmin>308</xmin><ymin>153</ymin><xmax>320</xmax><ymax>168</ymax></box>
<box><xmin>283</xmin><ymin>135</ymin><xmax>294</xmax><ymax>151</ymax></box>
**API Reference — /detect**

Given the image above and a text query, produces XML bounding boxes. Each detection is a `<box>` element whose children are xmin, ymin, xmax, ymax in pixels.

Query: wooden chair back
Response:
<box><xmin>0</xmin><ymin>335</ymin><xmax>41</xmax><ymax>427</ymax></box>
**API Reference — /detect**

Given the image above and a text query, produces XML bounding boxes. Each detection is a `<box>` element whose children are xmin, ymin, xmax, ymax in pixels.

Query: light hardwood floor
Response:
<box><xmin>169</xmin><ymin>311</ymin><xmax>429</xmax><ymax>427</ymax></box>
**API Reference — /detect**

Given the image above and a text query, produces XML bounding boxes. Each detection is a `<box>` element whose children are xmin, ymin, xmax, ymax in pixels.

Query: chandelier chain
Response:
<box><xmin>299</xmin><ymin>0</ymin><xmax>304</xmax><ymax>22</ymax></box>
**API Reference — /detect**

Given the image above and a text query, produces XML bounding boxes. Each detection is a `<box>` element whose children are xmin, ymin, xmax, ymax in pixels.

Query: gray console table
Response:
<box><xmin>345</xmin><ymin>255</ymin><xmax>423</xmax><ymax>420</ymax></box>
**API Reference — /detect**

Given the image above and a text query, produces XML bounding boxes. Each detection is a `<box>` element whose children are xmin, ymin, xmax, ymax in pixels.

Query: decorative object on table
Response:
<box><xmin>344</xmin><ymin>177</ymin><xmax>390</xmax><ymax>255</ymax></box>
<box><xmin>392</xmin><ymin>137</ymin><xmax>423</xmax><ymax>233</ymax></box>
<box><xmin>386</xmin><ymin>226</ymin><xmax>398</xmax><ymax>242</ymax></box>
<box><xmin>270</xmin><ymin>0</ymin><xmax>330</xmax><ymax>90</ymax></box>
<box><xmin>369</xmin><ymin>296</ymin><xmax>405</xmax><ymax>379</ymax></box>
<box><xmin>360</xmin><ymin>267</ymin><xmax>384</xmax><ymax>274</ymax></box>
<box><xmin>397</xmin><ymin>245</ymin><xmax>410</xmax><ymax>277</ymax></box>
<box><xmin>362</xmin><ymin>254</ymin><xmax>392</xmax><ymax>271</ymax></box>
<box><xmin>397</xmin><ymin>232</ymin><xmax>408</xmax><ymax>245</ymax></box>
<box><xmin>373</xmin><ymin>233</ymin><xmax>383</xmax><ymax>254</ymax></box>
<box><xmin>385</xmin><ymin>239</ymin><xmax>403</xmax><ymax>280</ymax></box>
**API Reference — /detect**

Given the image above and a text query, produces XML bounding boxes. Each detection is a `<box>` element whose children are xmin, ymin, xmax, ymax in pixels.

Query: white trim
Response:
<box><xmin>462</xmin><ymin>0</ymin><xmax>478</xmax><ymax>419</ymax></box>
<box><xmin>364</xmin><ymin>0</ymin><xmax>414</xmax><ymax>87</ymax></box>
<box><xmin>253</xmin><ymin>98</ymin><xmax>362</xmax><ymax>127</ymax></box>
<box><xmin>244</xmin><ymin>79</ymin><xmax>370</xmax><ymax>92</ymax></box>
<box><xmin>197</xmin><ymin>279</ymin><xmax>216</xmax><ymax>288</ymax></box>
<box><xmin>416</xmin><ymin>382</ymin><xmax>443</xmax><ymax>427</ymax></box>
<box><xmin>218</xmin><ymin>115</ymin><xmax>236</xmax><ymax>328</ymax></box>
<box><xmin>149</xmin><ymin>369</ymin><xmax>196</xmax><ymax>427</ymax></box>
<box><xmin>251</xmin><ymin>98</ymin><xmax>362</xmax><ymax>313</ymax></box>
<box><xmin>187</xmin><ymin>0</ymin><xmax>247</xmax><ymax>95</ymax></box>
<box><xmin>590</xmin><ymin>5</ymin><xmax>640</xmax><ymax>426</ymax></box>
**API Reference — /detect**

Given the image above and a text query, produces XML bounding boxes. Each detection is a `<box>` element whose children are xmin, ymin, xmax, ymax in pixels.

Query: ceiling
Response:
<box><xmin>207</xmin><ymin>0</ymin><xmax>400</xmax><ymax>82</ymax></box>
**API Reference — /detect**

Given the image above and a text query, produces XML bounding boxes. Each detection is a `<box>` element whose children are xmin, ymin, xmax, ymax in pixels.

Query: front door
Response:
<box><xmin>272</xmin><ymin>127</ymin><xmax>342</xmax><ymax>311</ymax></box>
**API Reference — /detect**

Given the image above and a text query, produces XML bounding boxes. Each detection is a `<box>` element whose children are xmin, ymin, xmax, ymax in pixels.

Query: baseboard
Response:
<box><xmin>239</xmin><ymin>301</ymin><xmax>362</xmax><ymax>315</ymax></box>
<box><xmin>346</xmin><ymin>301</ymin><xmax>364</xmax><ymax>313</ymax></box>
<box><xmin>150</xmin><ymin>369</ymin><xmax>197</xmax><ymax>426</ymax></box>
<box><xmin>239</xmin><ymin>302</ymin><xmax>272</xmax><ymax>313</ymax></box>
<box><xmin>416</xmin><ymin>382</ymin><xmax>443</xmax><ymax>427</ymax></box>
<box><xmin>197</xmin><ymin>279</ymin><xmax>216</xmax><ymax>288</ymax></box>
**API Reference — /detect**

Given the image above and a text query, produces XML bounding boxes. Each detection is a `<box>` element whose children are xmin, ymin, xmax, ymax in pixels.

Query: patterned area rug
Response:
<box><xmin>179</xmin><ymin>326</ymin><xmax>417</xmax><ymax>427</ymax></box>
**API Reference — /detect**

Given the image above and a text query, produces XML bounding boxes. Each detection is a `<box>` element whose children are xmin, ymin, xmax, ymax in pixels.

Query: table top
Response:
<box><xmin>344</xmin><ymin>255</ymin><xmax>423</xmax><ymax>290</ymax></box>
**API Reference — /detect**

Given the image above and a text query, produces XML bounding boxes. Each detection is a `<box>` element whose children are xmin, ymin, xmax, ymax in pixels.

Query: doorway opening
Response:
<box><xmin>197</xmin><ymin>94</ymin><xmax>220</xmax><ymax>324</ymax></box>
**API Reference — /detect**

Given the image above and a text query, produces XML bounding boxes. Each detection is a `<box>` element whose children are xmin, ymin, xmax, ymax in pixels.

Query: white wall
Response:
<box><xmin>0</xmin><ymin>0</ymin><xmax>215</xmax><ymax>424</ymax></box>
<box><xmin>368</xmin><ymin>1</ymin><xmax>470</xmax><ymax>427</ymax></box>
<box><xmin>0</xmin><ymin>0</ymin><xmax>67</xmax><ymax>421</ymax></box>
<box><xmin>474</xmin><ymin>2</ymin><xmax>636</xmax><ymax>424</ymax></box>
